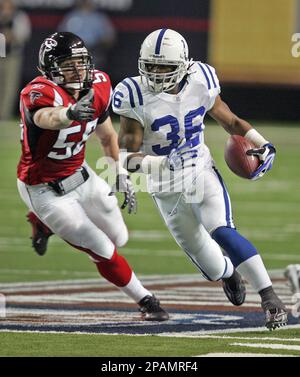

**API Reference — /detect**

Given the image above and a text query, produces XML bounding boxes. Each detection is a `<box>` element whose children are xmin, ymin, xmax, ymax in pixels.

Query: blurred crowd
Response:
<box><xmin>0</xmin><ymin>0</ymin><xmax>116</xmax><ymax>120</ymax></box>
<box><xmin>0</xmin><ymin>0</ymin><xmax>31</xmax><ymax>120</ymax></box>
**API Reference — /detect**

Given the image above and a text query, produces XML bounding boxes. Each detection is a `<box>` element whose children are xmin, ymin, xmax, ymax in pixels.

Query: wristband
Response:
<box><xmin>244</xmin><ymin>129</ymin><xmax>269</xmax><ymax>147</ymax></box>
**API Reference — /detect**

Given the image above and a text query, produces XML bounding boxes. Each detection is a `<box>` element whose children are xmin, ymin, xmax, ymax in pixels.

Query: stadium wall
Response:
<box><xmin>16</xmin><ymin>0</ymin><xmax>300</xmax><ymax>121</ymax></box>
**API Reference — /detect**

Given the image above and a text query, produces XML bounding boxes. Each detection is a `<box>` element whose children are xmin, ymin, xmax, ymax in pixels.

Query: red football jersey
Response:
<box><xmin>17</xmin><ymin>71</ymin><xmax>112</xmax><ymax>185</ymax></box>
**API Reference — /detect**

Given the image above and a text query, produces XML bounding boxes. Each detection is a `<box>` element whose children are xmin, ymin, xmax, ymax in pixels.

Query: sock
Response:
<box><xmin>237</xmin><ymin>255</ymin><xmax>272</xmax><ymax>292</ymax></box>
<box><xmin>67</xmin><ymin>243</ymin><xmax>150</xmax><ymax>303</ymax></box>
<box><xmin>212</xmin><ymin>226</ymin><xmax>272</xmax><ymax>292</ymax></box>
<box><xmin>120</xmin><ymin>272</ymin><xmax>152</xmax><ymax>303</ymax></box>
<box><xmin>222</xmin><ymin>256</ymin><xmax>234</xmax><ymax>279</ymax></box>
<box><xmin>95</xmin><ymin>249</ymin><xmax>132</xmax><ymax>287</ymax></box>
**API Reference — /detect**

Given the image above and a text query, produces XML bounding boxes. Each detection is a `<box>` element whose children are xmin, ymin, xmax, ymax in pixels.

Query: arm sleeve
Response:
<box><xmin>97</xmin><ymin>109</ymin><xmax>110</xmax><ymax>125</ymax></box>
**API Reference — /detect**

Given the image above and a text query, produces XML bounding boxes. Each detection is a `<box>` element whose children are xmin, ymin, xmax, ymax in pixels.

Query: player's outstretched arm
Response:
<box><xmin>33</xmin><ymin>89</ymin><xmax>95</xmax><ymax>130</ymax></box>
<box><xmin>33</xmin><ymin>106</ymin><xmax>73</xmax><ymax>130</ymax></box>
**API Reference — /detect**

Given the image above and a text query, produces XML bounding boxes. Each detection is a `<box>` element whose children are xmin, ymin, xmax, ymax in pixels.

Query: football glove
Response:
<box><xmin>66</xmin><ymin>89</ymin><xmax>96</xmax><ymax>122</ymax></box>
<box><xmin>246</xmin><ymin>143</ymin><xmax>276</xmax><ymax>180</ymax></box>
<box><xmin>167</xmin><ymin>141</ymin><xmax>199</xmax><ymax>171</ymax></box>
<box><xmin>110</xmin><ymin>173</ymin><xmax>137</xmax><ymax>214</ymax></box>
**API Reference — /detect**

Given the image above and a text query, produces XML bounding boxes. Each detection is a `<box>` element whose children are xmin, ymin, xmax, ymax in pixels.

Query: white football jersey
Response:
<box><xmin>112</xmin><ymin>61</ymin><xmax>220</xmax><ymax>157</ymax></box>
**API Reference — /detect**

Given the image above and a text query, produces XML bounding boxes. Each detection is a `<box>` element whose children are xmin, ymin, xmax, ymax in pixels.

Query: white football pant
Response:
<box><xmin>17</xmin><ymin>164</ymin><xmax>128</xmax><ymax>260</ymax></box>
<box><xmin>152</xmin><ymin>163</ymin><xmax>235</xmax><ymax>281</ymax></box>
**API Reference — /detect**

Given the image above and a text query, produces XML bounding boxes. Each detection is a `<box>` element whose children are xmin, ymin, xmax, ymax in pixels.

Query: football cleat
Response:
<box><xmin>138</xmin><ymin>295</ymin><xmax>169</xmax><ymax>321</ymax></box>
<box><xmin>262</xmin><ymin>300</ymin><xmax>288</xmax><ymax>331</ymax></box>
<box><xmin>284</xmin><ymin>264</ymin><xmax>300</xmax><ymax>293</ymax></box>
<box><xmin>26</xmin><ymin>212</ymin><xmax>53</xmax><ymax>256</ymax></box>
<box><xmin>222</xmin><ymin>270</ymin><xmax>246</xmax><ymax>306</ymax></box>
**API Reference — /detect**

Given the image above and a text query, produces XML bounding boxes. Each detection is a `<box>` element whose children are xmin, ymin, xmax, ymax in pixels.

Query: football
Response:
<box><xmin>224</xmin><ymin>135</ymin><xmax>260</xmax><ymax>179</ymax></box>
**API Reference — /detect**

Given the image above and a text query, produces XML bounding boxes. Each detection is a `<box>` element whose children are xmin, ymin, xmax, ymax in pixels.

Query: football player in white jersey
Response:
<box><xmin>112</xmin><ymin>28</ymin><xmax>287</xmax><ymax>330</ymax></box>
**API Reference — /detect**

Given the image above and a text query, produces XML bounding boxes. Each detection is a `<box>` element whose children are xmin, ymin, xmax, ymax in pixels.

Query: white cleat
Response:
<box><xmin>284</xmin><ymin>264</ymin><xmax>300</xmax><ymax>294</ymax></box>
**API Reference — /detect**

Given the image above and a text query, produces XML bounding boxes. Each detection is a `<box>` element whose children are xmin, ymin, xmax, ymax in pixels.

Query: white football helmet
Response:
<box><xmin>138</xmin><ymin>29</ymin><xmax>192</xmax><ymax>93</ymax></box>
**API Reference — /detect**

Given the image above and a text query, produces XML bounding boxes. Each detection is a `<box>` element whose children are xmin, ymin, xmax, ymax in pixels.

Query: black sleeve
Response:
<box><xmin>97</xmin><ymin>109</ymin><xmax>110</xmax><ymax>125</ymax></box>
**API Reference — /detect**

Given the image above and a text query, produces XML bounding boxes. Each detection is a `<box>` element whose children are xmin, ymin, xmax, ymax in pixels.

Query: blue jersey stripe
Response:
<box><xmin>213</xmin><ymin>167</ymin><xmax>234</xmax><ymax>228</ymax></box>
<box><xmin>128</xmin><ymin>77</ymin><xmax>144</xmax><ymax>106</ymax></box>
<box><xmin>155</xmin><ymin>28</ymin><xmax>168</xmax><ymax>54</ymax></box>
<box><xmin>198</xmin><ymin>63</ymin><xmax>211</xmax><ymax>90</ymax></box>
<box><xmin>205</xmin><ymin>63</ymin><xmax>217</xmax><ymax>88</ymax></box>
<box><xmin>121</xmin><ymin>79</ymin><xmax>135</xmax><ymax>108</ymax></box>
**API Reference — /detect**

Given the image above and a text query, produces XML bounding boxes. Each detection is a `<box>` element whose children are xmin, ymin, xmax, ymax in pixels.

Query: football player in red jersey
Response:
<box><xmin>17</xmin><ymin>32</ymin><xmax>169</xmax><ymax>321</ymax></box>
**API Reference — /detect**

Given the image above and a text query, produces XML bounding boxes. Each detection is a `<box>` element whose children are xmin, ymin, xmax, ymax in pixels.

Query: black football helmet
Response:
<box><xmin>38</xmin><ymin>32</ymin><xmax>94</xmax><ymax>90</ymax></box>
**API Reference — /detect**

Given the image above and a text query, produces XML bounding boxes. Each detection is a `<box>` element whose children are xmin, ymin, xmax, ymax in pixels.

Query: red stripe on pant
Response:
<box><xmin>65</xmin><ymin>241</ymin><xmax>132</xmax><ymax>287</ymax></box>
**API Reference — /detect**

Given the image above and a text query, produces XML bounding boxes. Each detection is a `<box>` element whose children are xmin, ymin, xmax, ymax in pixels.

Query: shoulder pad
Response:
<box><xmin>191</xmin><ymin>62</ymin><xmax>220</xmax><ymax>92</ymax></box>
<box><xmin>112</xmin><ymin>77</ymin><xmax>144</xmax><ymax>124</ymax></box>
<box><xmin>21</xmin><ymin>81</ymin><xmax>56</xmax><ymax>110</ymax></box>
<box><xmin>92</xmin><ymin>70</ymin><xmax>112</xmax><ymax>112</ymax></box>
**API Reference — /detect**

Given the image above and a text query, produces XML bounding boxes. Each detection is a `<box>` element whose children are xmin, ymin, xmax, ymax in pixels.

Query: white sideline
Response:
<box><xmin>231</xmin><ymin>342</ymin><xmax>300</xmax><ymax>351</ymax></box>
<box><xmin>196</xmin><ymin>352</ymin><xmax>295</xmax><ymax>357</ymax></box>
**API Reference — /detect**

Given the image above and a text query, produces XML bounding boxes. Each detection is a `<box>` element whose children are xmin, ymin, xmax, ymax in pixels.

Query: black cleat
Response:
<box><xmin>222</xmin><ymin>270</ymin><xmax>246</xmax><ymax>306</ymax></box>
<box><xmin>27</xmin><ymin>212</ymin><xmax>53</xmax><ymax>256</ymax></box>
<box><xmin>138</xmin><ymin>295</ymin><xmax>169</xmax><ymax>321</ymax></box>
<box><xmin>262</xmin><ymin>300</ymin><xmax>288</xmax><ymax>331</ymax></box>
<box><xmin>260</xmin><ymin>286</ymin><xmax>288</xmax><ymax>331</ymax></box>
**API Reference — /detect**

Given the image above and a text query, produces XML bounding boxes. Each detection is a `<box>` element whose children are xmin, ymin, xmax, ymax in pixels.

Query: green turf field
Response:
<box><xmin>0</xmin><ymin>120</ymin><xmax>299</xmax><ymax>356</ymax></box>
<box><xmin>0</xmin><ymin>328</ymin><xmax>299</xmax><ymax>357</ymax></box>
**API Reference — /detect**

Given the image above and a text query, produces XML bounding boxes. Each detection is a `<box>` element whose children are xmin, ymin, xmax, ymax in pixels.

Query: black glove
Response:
<box><xmin>110</xmin><ymin>174</ymin><xmax>137</xmax><ymax>214</ymax></box>
<box><xmin>66</xmin><ymin>89</ymin><xmax>96</xmax><ymax>122</ymax></box>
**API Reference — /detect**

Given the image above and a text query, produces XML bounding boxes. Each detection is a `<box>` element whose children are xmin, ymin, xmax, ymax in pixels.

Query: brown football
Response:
<box><xmin>224</xmin><ymin>135</ymin><xmax>260</xmax><ymax>179</ymax></box>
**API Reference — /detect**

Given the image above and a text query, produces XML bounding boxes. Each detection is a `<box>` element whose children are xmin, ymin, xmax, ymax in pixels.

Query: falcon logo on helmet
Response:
<box><xmin>44</xmin><ymin>38</ymin><xmax>58</xmax><ymax>51</ymax></box>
